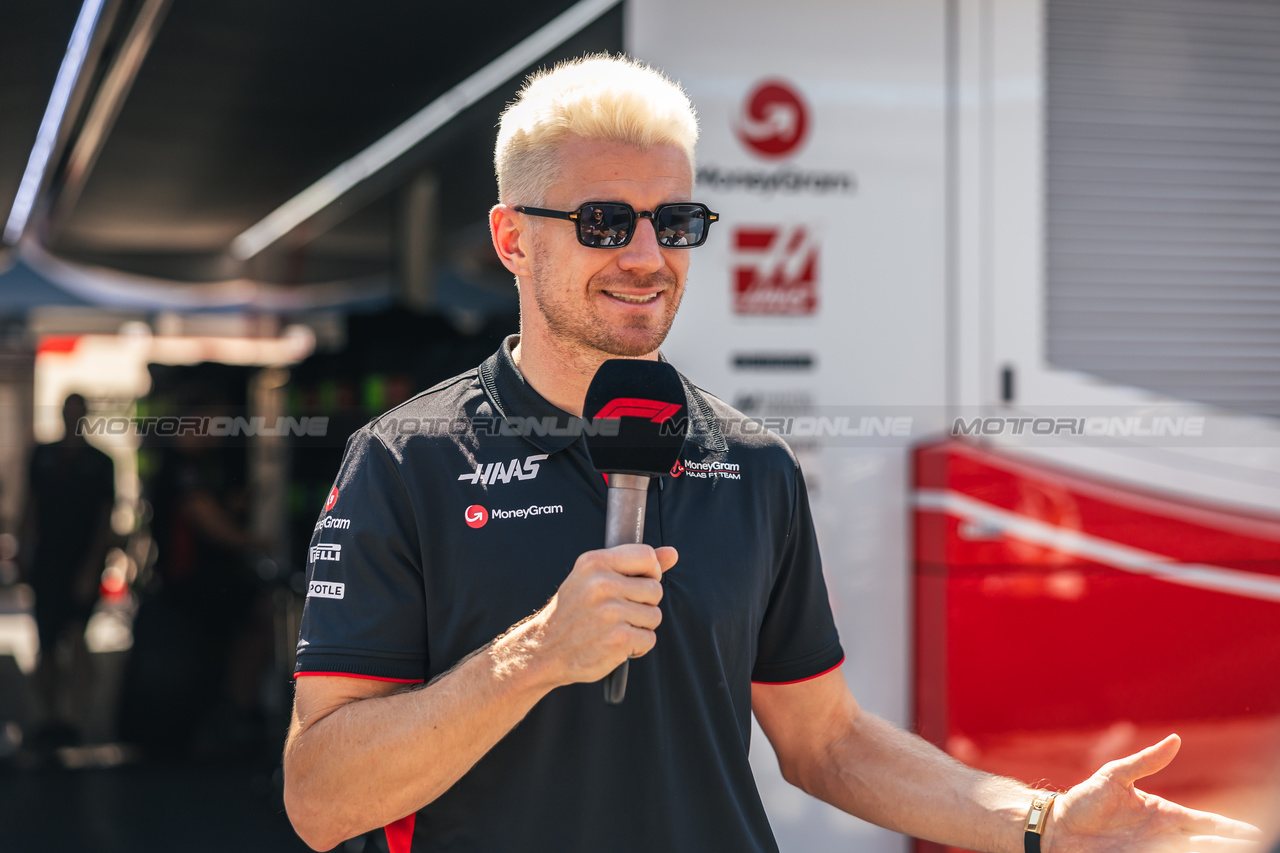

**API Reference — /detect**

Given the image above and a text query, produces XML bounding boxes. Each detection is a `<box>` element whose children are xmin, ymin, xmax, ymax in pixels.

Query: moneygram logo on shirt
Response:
<box><xmin>464</xmin><ymin>503</ymin><xmax>564</xmax><ymax>528</ymax></box>
<box><xmin>458</xmin><ymin>453</ymin><xmax>549</xmax><ymax>486</ymax></box>
<box><xmin>679</xmin><ymin>459</ymin><xmax>742</xmax><ymax>481</ymax></box>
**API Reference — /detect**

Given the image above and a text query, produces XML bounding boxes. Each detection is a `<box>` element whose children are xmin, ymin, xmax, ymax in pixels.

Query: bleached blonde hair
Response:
<box><xmin>495</xmin><ymin>54</ymin><xmax>699</xmax><ymax>205</ymax></box>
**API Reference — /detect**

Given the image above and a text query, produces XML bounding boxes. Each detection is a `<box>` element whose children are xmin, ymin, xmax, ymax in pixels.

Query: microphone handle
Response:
<box><xmin>602</xmin><ymin>473</ymin><xmax>650</xmax><ymax>704</ymax></box>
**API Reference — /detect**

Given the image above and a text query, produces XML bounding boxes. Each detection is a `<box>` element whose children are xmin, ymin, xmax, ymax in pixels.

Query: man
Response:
<box><xmin>284</xmin><ymin>55</ymin><xmax>1261</xmax><ymax>852</ymax></box>
<box><xmin>584</xmin><ymin>205</ymin><xmax>611</xmax><ymax>245</ymax></box>
<box><xmin>21</xmin><ymin>393</ymin><xmax>114</xmax><ymax>745</ymax></box>
<box><xmin>119</xmin><ymin>388</ymin><xmax>272</xmax><ymax>754</ymax></box>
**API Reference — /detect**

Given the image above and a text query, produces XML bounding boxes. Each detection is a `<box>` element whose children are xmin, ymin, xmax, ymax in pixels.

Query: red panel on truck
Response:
<box><xmin>913</xmin><ymin>440</ymin><xmax>1280</xmax><ymax>849</ymax></box>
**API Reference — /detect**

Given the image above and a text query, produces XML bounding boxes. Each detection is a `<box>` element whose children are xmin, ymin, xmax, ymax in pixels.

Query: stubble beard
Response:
<box><xmin>529</xmin><ymin>248</ymin><xmax>683</xmax><ymax>360</ymax></box>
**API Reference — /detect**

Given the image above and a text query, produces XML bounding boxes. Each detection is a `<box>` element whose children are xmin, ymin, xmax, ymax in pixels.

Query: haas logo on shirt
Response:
<box><xmin>458</xmin><ymin>453</ymin><xmax>549</xmax><ymax>486</ymax></box>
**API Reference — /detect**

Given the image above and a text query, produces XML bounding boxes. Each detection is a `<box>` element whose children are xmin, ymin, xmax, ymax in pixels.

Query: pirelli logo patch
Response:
<box><xmin>308</xmin><ymin>581</ymin><xmax>345</xmax><ymax>600</ymax></box>
<box><xmin>310</xmin><ymin>543</ymin><xmax>342</xmax><ymax>564</ymax></box>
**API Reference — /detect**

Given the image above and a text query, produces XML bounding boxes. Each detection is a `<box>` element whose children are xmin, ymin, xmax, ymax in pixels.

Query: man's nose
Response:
<box><xmin>617</xmin><ymin>217</ymin><xmax>664</xmax><ymax>273</ymax></box>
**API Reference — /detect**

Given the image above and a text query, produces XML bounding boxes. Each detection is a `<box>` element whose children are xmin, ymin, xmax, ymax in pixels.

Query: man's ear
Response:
<box><xmin>490</xmin><ymin>204</ymin><xmax>532</xmax><ymax>278</ymax></box>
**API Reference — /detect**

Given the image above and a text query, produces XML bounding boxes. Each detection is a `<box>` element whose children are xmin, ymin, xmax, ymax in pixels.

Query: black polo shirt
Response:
<box><xmin>296</xmin><ymin>337</ymin><xmax>844</xmax><ymax>853</ymax></box>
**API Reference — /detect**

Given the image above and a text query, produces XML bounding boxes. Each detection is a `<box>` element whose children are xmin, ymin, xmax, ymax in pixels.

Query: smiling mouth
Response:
<box><xmin>604</xmin><ymin>291</ymin><xmax>660</xmax><ymax>304</ymax></box>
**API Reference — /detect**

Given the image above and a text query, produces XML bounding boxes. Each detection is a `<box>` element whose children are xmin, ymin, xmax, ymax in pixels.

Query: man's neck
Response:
<box><xmin>510</xmin><ymin>327</ymin><xmax>658</xmax><ymax>418</ymax></box>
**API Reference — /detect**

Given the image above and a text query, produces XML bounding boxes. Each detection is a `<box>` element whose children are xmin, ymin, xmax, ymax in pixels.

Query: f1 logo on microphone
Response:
<box><xmin>594</xmin><ymin>398</ymin><xmax>682</xmax><ymax>422</ymax></box>
<box><xmin>464</xmin><ymin>505</ymin><xmax>489</xmax><ymax>528</ymax></box>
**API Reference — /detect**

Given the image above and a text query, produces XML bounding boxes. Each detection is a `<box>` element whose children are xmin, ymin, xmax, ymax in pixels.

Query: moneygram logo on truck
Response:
<box><xmin>735</xmin><ymin>79</ymin><xmax>809</xmax><ymax>158</ymax></box>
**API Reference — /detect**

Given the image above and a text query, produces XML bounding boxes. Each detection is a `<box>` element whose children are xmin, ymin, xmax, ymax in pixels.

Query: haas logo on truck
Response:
<box><xmin>733</xmin><ymin>227</ymin><xmax>819</xmax><ymax>315</ymax></box>
<box><xmin>736</xmin><ymin>79</ymin><xmax>809</xmax><ymax>159</ymax></box>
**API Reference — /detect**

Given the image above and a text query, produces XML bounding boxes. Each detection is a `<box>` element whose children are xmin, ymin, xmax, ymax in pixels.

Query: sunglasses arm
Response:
<box><xmin>513</xmin><ymin>205</ymin><xmax>577</xmax><ymax>221</ymax></box>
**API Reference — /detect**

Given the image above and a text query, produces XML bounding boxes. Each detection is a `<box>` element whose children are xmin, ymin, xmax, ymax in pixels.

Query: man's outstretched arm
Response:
<box><xmin>284</xmin><ymin>544</ymin><xmax>676</xmax><ymax>851</ymax></box>
<box><xmin>752</xmin><ymin>670</ymin><xmax>1262</xmax><ymax>853</ymax></box>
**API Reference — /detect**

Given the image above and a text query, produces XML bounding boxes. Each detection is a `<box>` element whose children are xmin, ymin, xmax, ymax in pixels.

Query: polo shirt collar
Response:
<box><xmin>477</xmin><ymin>336</ymin><xmax>578</xmax><ymax>455</ymax></box>
<box><xmin>478</xmin><ymin>335</ymin><xmax>720</xmax><ymax>456</ymax></box>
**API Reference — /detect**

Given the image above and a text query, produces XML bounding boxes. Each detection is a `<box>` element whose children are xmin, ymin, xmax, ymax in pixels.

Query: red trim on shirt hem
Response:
<box><xmin>751</xmin><ymin>656</ymin><xmax>845</xmax><ymax>686</ymax></box>
<box><xmin>385</xmin><ymin>813</ymin><xmax>416</xmax><ymax>853</ymax></box>
<box><xmin>294</xmin><ymin>671</ymin><xmax>424</xmax><ymax>683</ymax></box>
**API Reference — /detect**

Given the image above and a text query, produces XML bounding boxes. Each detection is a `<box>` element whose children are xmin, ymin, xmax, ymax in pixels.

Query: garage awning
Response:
<box><xmin>0</xmin><ymin>0</ymin><xmax>623</xmax><ymax>303</ymax></box>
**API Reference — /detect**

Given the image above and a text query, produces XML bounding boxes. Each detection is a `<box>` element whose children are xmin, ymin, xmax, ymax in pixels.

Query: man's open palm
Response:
<box><xmin>1052</xmin><ymin>735</ymin><xmax>1262</xmax><ymax>853</ymax></box>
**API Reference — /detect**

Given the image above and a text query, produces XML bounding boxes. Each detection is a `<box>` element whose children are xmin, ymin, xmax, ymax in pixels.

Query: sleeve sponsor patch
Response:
<box><xmin>310</xmin><ymin>543</ymin><xmax>342</xmax><ymax>563</ymax></box>
<box><xmin>308</xmin><ymin>581</ymin><xmax>345</xmax><ymax>600</ymax></box>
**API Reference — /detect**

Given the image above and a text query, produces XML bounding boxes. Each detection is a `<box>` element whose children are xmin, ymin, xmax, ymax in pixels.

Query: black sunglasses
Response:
<box><xmin>514</xmin><ymin>201</ymin><xmax>719</xmax><ymax>248</ymax></box>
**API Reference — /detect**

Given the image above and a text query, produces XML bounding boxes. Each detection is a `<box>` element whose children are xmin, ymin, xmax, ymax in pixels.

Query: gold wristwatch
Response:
<box><xmin>1023</xmin><ymin>792</ymin><xmax>1057</xmax><ymax>853</ymax></box>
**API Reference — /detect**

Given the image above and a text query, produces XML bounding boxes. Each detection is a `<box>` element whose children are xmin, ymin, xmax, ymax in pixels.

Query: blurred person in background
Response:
<box><xmin>118</xmin><ymin>382</ymin><xmax>273</xmax><ymax>756</ymax></box>
<box><xmin>19</xmin><ymin>393</ymin><xmax>114</xmax><ymax>748</ymax></box>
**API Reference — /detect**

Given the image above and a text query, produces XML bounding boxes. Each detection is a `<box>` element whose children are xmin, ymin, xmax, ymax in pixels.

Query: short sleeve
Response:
<box><xmin>295</xmin><ymin>428</ymin><xmax>427</xmax><ymax>682</ymax></box>
<box><xmin>751</xmin><ymin>465</ymin><xmax>844</xmax><ymax>684</ymax></box>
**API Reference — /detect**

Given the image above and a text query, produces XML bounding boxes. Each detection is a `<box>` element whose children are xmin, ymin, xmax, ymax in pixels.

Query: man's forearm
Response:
<box><xmin>796</xmin><ymin>710</ymin><xmax>1037</xmax><ymax>853</ymax></box>
<box><xmin>285</xmin><ymin>543</ymin><xmax>673</xmax><ymax>850</ymax></box>
<box><xmin>284</xmin><ymin>620</ymin><xmax>558</xmax><ymax>850</ymax></box>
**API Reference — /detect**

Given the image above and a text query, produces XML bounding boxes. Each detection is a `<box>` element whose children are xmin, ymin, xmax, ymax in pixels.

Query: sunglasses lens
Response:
<box><xmin>656</xmin><ymin>205</ymin><xmax>707</xmax><ymax>247</ymax></box>
<box><xmin>578</xmin><ymin>204</ymin><xmax>633</xmax><ymax>247</ymax></box>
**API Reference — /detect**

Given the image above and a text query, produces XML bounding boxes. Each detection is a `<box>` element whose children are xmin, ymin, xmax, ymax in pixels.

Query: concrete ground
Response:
<box><xmin>0</xmin><ymin>586</ymin><xmax>359</xmax><ymax>853</ymax></box>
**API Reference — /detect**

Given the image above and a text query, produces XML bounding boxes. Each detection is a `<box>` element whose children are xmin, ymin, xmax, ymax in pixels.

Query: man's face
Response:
<box><xmin>525</xmin><ymin>136</ymin><xmax>693</xmax><ymax>359</ymax></box>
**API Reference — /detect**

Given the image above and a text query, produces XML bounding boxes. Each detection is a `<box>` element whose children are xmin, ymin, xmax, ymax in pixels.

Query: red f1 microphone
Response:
<box><xmin>583</xmin><ymin>358</ymin><xmax>688</xmax><ymax>704</ymax></box>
